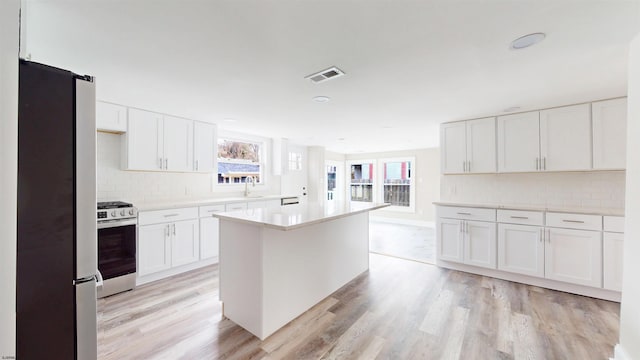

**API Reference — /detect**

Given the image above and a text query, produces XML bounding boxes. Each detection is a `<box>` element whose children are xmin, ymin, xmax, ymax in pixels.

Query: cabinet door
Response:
<box><xmin>171</xmin><ymin>220</ymin><xmax>200</xmax><ymax>267</ymax></box>
<box><xmin>497</xmin><ymin>111</ymin><xmax>540</xmax><ymax>172</ymax></box>
<box><xmin>498</xmin><ymin>223</ymin><xmax>544</xmax><ymax>277</ymax></box>
<box><xmin>138</xmin><ymin>223</ymin><xmax>171</xmax><ymax>276</ymax></box>
<box><xmin>163</xmin><ymin>115</ymin><xmax>193</xmax><ymax>172</ymax></box>
<box><xmin>437</xmin><ymin>218</ymin><xmax>463</xmax><ymax>263</ymax></box>
<box><xmin>126</xmin><ymin>108</ymin><xmax>164</xmax><ymax>171</ymax></box>
<box><xmin>603</xmin><ymin>232</ymin><xmax>624</xmax><ymax>291</ymax></box>
<box><xmin>96</xmin><ymin>101</ymin><xmax>127</xmax><ymax>133</ymax></box>
<box><xmin>466</xmin><ymin>117</ymin><xmax>496</xmax><ymax>173</ymax></box>
<box><xmin>440</xmin><ymin>122</ymin><xmax>466</xmax><ymax>174</ymax></box>
<box><xmin>199</xmin><ymin>217</ymin><xmax>220</xmax><ymax>260</ymax></box>
<box><xmin>540</xmin><ymin>104</ymin><xmax>591</xmax><ymax>171</ymax></box>
<box><xmin>464</xmin><ymin>220</ymin><xmax>497</xmax><ymax>269</ymax></box>
<box><xmin>592</xmin><ymin>98</ymin><xmax>627</xmax><ymax>170</ymax></box>
<box><xmin>545</xmin><ymin>228</ymin><xmax>602</xmax><ymax>287</ymax></box>
<box><xmin>194</xmin><ymin>122</ymin><xmax>216</xmax><ymax>173</ymax></box>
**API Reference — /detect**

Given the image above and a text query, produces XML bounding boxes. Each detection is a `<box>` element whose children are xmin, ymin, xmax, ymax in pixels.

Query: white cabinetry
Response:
<box><xmin>436</xmin><ymin>207</ymin><xmax>496</xmax><ymax>268</ymax></box>
<box><xmin>199</xmin><ymin>204</ymin><xmax>225</xmax><ymax>261</ymax></box>
<box><xmin>96</xmin><ymin>101</ymin><xmax>127</xmax><ymax>133</ymax></box>
<box><xmin>138</xmin><ymin>223</ymin><xmax>171</xmax><ymax>276</ymax></box>
<box><xmin>194</xmin><ymin>122</ymin><xmax>216</xmax><ymax>173</ymax></box>
<box><xmin>497</xmin><ymin>104</ymin><xmax>592</xmax><ymax>172</ymax></box>
<box><xmin>441</xmin><ymin>117</ymin><xmax>495</xmax><ymax>174</ymax></box>
<box><xmin>497</xmin><ymin>209</ymin><xmax>545</xmax><ymax>278</ymax></box>
<box><xmin>544</xmin><ymin>227</ymin><xmax>602</xmax><ymax>288</ymax></box>
<box><xmin>540</xmin><ymin>104</ymin><xmax>592</xmax><ymax>171</ymax></box>
<box><xmin>170</xmin><ymin>220</ymin><xmax>199</xmax><ymax>267</ymax></box>
<box><xmin>124</xmin><ymin>108</ymin><xmax>193</xmax><ymax>172</ymax></box>
<box><xmin>225</xmin><ymin>202</ymin><xmax>248</xmax><ymax>211</ymax></box>
<box><xmin>603</xmin><ymin>215</ymin><xmax>624</xmax><ymax>291</ymax></box>
<box><xmin>592</xmin><ymin>98</ymin><xmax>627</xmax><ymax>170</ymax></box>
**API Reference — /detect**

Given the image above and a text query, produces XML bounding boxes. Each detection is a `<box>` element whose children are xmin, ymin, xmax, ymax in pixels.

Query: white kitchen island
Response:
<box><xmin>213</xmin><ymin>202</ymin><xmax>389</xmax><ymax>340</ymax></box>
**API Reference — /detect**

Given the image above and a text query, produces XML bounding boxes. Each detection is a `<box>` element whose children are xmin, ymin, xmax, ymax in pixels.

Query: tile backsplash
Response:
<box><xmin>97</xmin><ymin>132</ymin><xmax>274</xmax><ymax>204</ymax></box>
<box><xmin>440</xmin><ymin>171</ymin><xmax>625</xmax><ymax>210</ymax></box>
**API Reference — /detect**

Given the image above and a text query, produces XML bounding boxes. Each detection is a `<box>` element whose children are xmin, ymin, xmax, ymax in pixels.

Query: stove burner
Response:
<box><xmin>97</xmin><ymin>201</ymin><xmax>132</xmax><ymax>210</ymax></box>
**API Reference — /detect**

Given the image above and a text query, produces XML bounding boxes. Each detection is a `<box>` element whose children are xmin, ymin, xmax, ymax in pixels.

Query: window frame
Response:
<box><xmin>345</xmin><ymin>159</ymin><xmax>377</xmax><ymax>206</ymax></box>
<box><xmin>216</xmin><ymin>135</ymin><xmax>266</xmax><ymax>187</ymax></box>
<box><xmin>378</xmin><ymin>156</ymin><xmax>416</xmax><ymax>213</ymax></box>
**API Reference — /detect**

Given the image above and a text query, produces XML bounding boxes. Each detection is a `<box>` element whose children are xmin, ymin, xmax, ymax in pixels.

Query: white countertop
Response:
<box><xmin>433</xmin><ymin>201</ymin><xmax>624</xmax><ymax>216</ymax></box>
<box><xmin>135</xmin><ymin>194</ymin><xmax>299</xmax><ymax>211</ymax></box>
<box><xmin>213</xmin><ymin>202</ymin><xmax>390</xmax><ymax>231</ymax></box>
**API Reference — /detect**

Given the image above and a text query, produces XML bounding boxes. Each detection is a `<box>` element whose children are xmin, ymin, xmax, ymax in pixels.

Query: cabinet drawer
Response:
<box><xmin>497</xmin><ymin>209</ymin><xmax>544</xmax><ymax>226</ymax></box>
<box><xmin>225</xmin><ymin>202</ymin><xmax>248</xmax><ymax>212</ymax></box>
<box><xmin>545</xmin><ymin>212</ymin><xmax>602</xmax><ymax>231</ymax></box>
<box><xmin>199</xmin><ymin>204</ymin><xmax>226</xmax><ymax>217</ymax></box>
<box><xmin>139</xmin><ymin>207</ymin><xmax>199</xmax><ymax>225</ymax></box>
<box><xmin>437</xmin><ymin>206</ymin><xmax>495</xmax><ymax>222</ymax></box>
<box><xmin>604</xmin><ymin>216</ymin><xmax>625</xmax><ymax>233</ymax></box>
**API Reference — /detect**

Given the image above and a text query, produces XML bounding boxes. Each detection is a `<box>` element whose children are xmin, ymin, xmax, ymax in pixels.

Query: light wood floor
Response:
<box><xmin>98</xmin><ymin>254</ymin><xmax>620</xmax><ymax>359</ymax></box>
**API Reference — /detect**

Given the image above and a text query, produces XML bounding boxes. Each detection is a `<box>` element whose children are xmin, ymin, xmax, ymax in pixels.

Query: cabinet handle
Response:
<box><xmin>467</xmin><ymin>161</ymin><xmax>471</xmax><ymax>172</ymax></box>
<box><xmin>539</xmin><ymin>228</ymin><xmax>543</xmax><ymax>242</ymax></box>
<box><xmin>457</xmin><ymin>212</ymin><xmax>472</xmax><ymax>215</ymax></box>
<box><xmin>562</xmin><ymin>220</ymin><xmax>585</xmax><ymax>223</ymax></box>
<box><xmin>462</xmin><ymin>161</ymin><xmax>466</xmax><ymax>172</ymax></box>
<box><xmin>465</xmin><ymin>221</ymin><xmax>469</xmax><ymax>233</ymax></box>
<box><xmin>173</xmin><ymin>223</ymin><xmax>176</xmax><ymax>235</ymax></box>
<box><xmin>164</xmin><ymin>158</ymin><xmax>168</xmax><ymax>169</ymax></box>
<box><xmin>196</xmin><ymin>160</ymin><xmax>199</xmax><ymax>171</ymax></box>
<box><xmin>158</xmin><ymin>158</ymin><xmax>163</xmax><ymax>169</ymax></box>
<box><xmin>459</xmin><ymin>221</ymin><xmax>463</xmax><ymax>234</ymax></box>
<box><xmin>547</xmin><ymin>229</ymin><xmax>551</xmax><ymax>243</ymax></box>
<box><xmin>510</xmin><ymin>216</ymin><xmax>529</xmax><ymax>219</ymax></box>
<box><xmin>536</xmin><ymin>158</ymin><xmax>539</xmax><ymax>170</ymax></box>
<box><xmin>164</xmin><ymin>213</ymin><xmax>180</xmax><ymax>217</ymax></box>
<box><xmin>165</xmin><ymin>224</ymin><xmax>170</xmax><ymax>237</ymax></box>
<box><xmin>543</xmin><ymin>157</ymin><xmax>546</xmax><ymax>170</ymax></box>
<box><xmin>207</xmin><ymin>209</ymin><xmax>221</xmax><ymax>213</ymax></box>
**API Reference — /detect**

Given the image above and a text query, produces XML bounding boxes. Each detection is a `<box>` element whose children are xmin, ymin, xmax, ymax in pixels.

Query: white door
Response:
<box><xmin>437</xmin><ymin>218</ymin><xmax>464</xmax><ymax>263</ymax></box>
<box><xmin>592</xmin><ymin>98</ymin><xmax>627</xmax><ymax>170</ymax></box>
<box><xmin>96</xmin><ymin>101</ymin><xmax>127</xmax><ymax>132</ymax></box>
<box><xmin>440</xmin><ymin>122</ymin><xmax>467</xmax><ymax>174</ymax></box>
<box><xmin>545</xmin><ymin>228</ymin><xmax>602</xmax><ymax>287</ymax></box>
<box><xmin>466</xmin><ymin>117</ymin><xmax>496</xmax><ymax>173</ymax></box>
<box><xmin>171</xmin><ymin>219</ymin><xmax>200</xmax><ymax>267</ymax></box>
<box><xmin>126</xmin><ymin>108</ymin><xmax>164</xmax><ymax>171</ymax></box>
<box><xmin>138</xmin><ymin>223</ymin><xmax>171</xmax><ymax>276</ymax></box>
<box><xmin>281</xmin><ymin>144</ymin><xmax>308</xmax><ymax>203</ymax></box>
<box><xmin>498</xmin><ymin>223</ymin><xmax>544</xmax><ymax>277</ymax></box>
<box><xmin>163</xmin><ymin>115</ymin><xmax>193</xmax><ymax>172</ymax></box>
<box><xmin>199</xmin><ymin>217</ymin><xmax>220</xmax><ymax>260</ymax></box>
<box><xmin>497</xmin><ymin>111</ymin><xmax>540</xmax><ymax>172</ymax></box>
<box><xmin>603</xmin><ymin>232</ymin><xmax>624</xmax><ymax>291</ymax></box>
<box><xmin>540</xmin><ymin>104</ymin><xmax>591</xmax><ymax>171</ymax></box>
<box><xmin>194</xmin><ymin>122</ymin><xmax>216</xmax><ymax>173</ymax></box>
<box><xmin>464</xmin><ymin>220</ymin><xmax>497</xmax><ymax>269</ymax></box>
<box><xmin>326</xmin><ymin>160</ymin><xmax>344</xmax><ymax>208</ymax></box>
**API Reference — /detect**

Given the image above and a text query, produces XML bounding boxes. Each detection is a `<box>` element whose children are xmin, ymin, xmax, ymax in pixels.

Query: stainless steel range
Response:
<box><xmin>97</xmin><ymin>201</ymin><xmax>137</xmax><ymax>298</ymax></box>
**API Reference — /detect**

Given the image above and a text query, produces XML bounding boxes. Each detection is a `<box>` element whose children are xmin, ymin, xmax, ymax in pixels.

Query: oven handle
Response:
<box><xmin>97</xmin><ymin>218</ymin><xmax>137</xmax><ymax>229</ymax></box>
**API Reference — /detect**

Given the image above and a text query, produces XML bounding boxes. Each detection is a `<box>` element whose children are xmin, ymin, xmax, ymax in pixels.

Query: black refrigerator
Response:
<box><xmin>17</xmin><ymin>60</ymin><xmax>98</xmax><ymax>360</ymax></box>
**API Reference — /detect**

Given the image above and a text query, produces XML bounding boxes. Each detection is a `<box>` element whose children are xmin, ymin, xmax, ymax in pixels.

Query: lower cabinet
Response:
<box><xmin>544</xmin><ymin>228</ymin><xmax>602</xmax><ymax>288</ymax></box>
<box><xmin>170</xmin><ymin>220</ymin><xmax>200</xmax><ymax>267</ymax></box>
<box><xmin>138</xmin><ymin>219</ymin><xmax>199</xmax><ymax>276</ymax></box>
<box><xmin>603</xmin><ymin>232</ymin><xmax>624</xmax><ymax>291</ymax></box>
<box><xmin>199</xmin><ymin>217</ymin><xmax>220</xmax><ymax>260</ymax></box>
<box><xmin>437</xmin><ymin>218</ymin><xmax>496</xmax><ymax>269</ymax></box>
<box><xmin>437</xmin><ymin>218</ymin><xmax>464</xmax><ymax>263</ymax></box>
<box><xmin>498</xmin><ymin>223</ymin><xmax>544</xmax><ymax>278</ymax></box>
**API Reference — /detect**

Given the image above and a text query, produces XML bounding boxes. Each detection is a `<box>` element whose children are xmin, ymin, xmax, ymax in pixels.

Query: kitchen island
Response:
<box><xmin>213</xmin><ymin>202</ymin><xmax>389</xmax><ymax>340</ymax></box>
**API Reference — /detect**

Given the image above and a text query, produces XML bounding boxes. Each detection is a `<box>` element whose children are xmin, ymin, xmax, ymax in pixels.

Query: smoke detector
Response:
<box><xmin>305</xmin><ymin>66</ymin><xmax>345</xmax><ymax>83</ymax></box>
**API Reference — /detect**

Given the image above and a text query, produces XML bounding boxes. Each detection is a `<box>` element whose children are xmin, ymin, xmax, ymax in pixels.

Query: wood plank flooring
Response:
<box><xmin>97</xmin><ymin>254</ymin><xmax>620</xmax><ymax>359</ymax></box>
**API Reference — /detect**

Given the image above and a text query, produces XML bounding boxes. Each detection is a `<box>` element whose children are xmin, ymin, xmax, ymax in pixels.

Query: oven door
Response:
<box><xmin>97</xmin><ymin>219</ymin><xmax>137</xmax><ymax>280</ymax></box>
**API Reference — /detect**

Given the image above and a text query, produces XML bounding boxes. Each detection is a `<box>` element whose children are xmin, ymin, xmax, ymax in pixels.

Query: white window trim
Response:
<box><xmin>345</xmin><ymin>159</ymin><xmax>377</xmax><ymax>205</ymax></box>
<box><xmin>215</xmin><ymin>130</ymin><xmax>270</xmax><ymax>192</ymax></box>
<box><xmin>378</xmin><ymin>156</ymin><xmax>416</xmax><ymax>213</ymax></box>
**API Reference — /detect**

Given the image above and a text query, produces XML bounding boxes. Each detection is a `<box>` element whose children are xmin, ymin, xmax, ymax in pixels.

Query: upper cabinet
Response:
<box><xmin>194</xmin><ymin>122</ymin><xmax>217</xmax><ymax>173</ymax></box>
<box><xmin>124</xmin><ymin>109</ymin><xmax>193</xmax><ymax>172</ymax></box>
<box><xmin>441</xmin><ymin>117</ymin><xmax>495</xmax><ymax>174</ymax></box>
<box><xmin>497</xmin><ymin>104</ymin><xmax>592</xmax><ymax>173</ymax></box>
<box><xmin>96</xmin><ymin>101</ymin><xmax>127</xmax><ymax>133</ymax></box>
<box><xmin>592</xmin><ymin>98</ymin><xmax>627</xmax><ymax>170</ymax></box>
<box><xmin>539</xmin><ymin>104</ymin><xmax>591</xmax><ymax>171</ymax></box>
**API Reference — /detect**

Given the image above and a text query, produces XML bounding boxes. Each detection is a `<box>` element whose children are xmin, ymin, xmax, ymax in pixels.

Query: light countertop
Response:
<box><xmin>213</xmin><ymin>202</ymin><xmax>390</xmax><ymax>231</ymax></box>
<box><xmin>433</xmin><ymin>201</ymin><xmax>624</xmax><ymax>216</ymax></box>
<box><xmin>135</xmin><ymin>194</ymin><xmax>299</xmax><ymax>211</ymax></box>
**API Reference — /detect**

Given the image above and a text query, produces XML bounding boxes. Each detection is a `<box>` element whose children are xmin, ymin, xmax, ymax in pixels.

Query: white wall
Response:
<box><xmin>618</xmin><ymin>31</ymin><xmax>640</xmax><ymax>360</ymax></box>
<box><xmin>0</xmin><ymin>0</ymin><xmax>19</xmax><ymax>357</ymax></box>
<box><xmin>346</xmin><ymin>148</ymin><xmax>440</xmax><ymax>222</ymax></box>
<box><xmin>98</xmin><ymin>132</ymin><xmax>280</xmax><ymax>204</ymax></box>
<box><xmin>441</xmin><ymin>171</ymin><xmax>625</xmax><ymax>211</ymax></box>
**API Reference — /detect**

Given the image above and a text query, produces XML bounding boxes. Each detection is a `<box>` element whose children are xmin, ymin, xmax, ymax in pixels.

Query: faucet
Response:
<box><xmin>244</xmin><ymin>176</ymin><xmax>255</xmax><ymax>197</ymax></box>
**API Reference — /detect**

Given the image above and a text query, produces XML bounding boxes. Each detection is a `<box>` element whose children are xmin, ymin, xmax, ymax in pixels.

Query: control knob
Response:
<box><xmin>110</xmin><ymin>210</ymin><xmax>116</xmax><ymax>217</ymax></box>
<box><xmin>120</xmin><ymin>210</ymin><xmax>126</xmax><ymax>216</ymax></box>
<box><xmin>129</xmin><ymin>209</ymin><xmax>135</xmax><ymax>215</ymax></box>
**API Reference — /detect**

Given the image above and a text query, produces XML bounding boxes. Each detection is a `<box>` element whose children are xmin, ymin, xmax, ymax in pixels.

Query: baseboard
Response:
<box><xmin>137</xmin><ymin>257</ymin><xmax>218</xmax><ymax>286</ymax></box>
<box><xmin>611</xmin><ymin>344</ymin><xmax>632</xmax><ymax>360</ymax></box>
<box><xmin>370</xmin><ymin>216</ymin><xmax>434</xmax><ymax>228</ymax></box>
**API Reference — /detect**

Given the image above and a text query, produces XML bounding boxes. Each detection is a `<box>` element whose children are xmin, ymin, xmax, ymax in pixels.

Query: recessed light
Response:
<box><xmin>510</xmin><ymin>33</ymin><xmax>546</xmax><ymax>50</ymax></box>
<box><xmin>504</xmin><ymin>106</ymin><xmax>521</xmax><ymax>112</ymax></box>
<box><xmin>223</xmin><ymin>118</ymin><xmax>236</xmax><ymax>123</ymax></box>
<box><xmin>312</xmin><ymin>96</ymin><xmax>331</xmax><ymax>103</ymax></box>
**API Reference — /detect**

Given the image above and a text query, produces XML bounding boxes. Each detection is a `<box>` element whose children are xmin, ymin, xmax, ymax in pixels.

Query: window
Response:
<box><xmin>288</xmin><ymin>152</ymin><xmax>302</xmax><ymax>171</ymax></box>
<box><xmin>217</xmin><ymin>139</ymin><xmax>263</xmax><ymax>184</ymax></box>
<box><xmin>380</xmin><ymin>157</ymin><xmax>415</xmax><ymax>211</ymax></box>
<box><xmin>349</xmin><ymin>161</ymin><xmax>374</xmax><ymax>202</ymax></box>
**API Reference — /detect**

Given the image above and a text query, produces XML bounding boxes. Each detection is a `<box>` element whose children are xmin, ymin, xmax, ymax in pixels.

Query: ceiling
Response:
<box><xmin>23</xmin><ymin>0</ymin><xmax>640</xmax><ymax>154</ymax></box>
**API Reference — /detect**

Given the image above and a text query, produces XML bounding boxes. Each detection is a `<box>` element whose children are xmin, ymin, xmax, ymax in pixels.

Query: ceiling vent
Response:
<box><xmin>305</xmin><ymin>66</ymin><xmax>345</xmax><ymax>83</ymax></box>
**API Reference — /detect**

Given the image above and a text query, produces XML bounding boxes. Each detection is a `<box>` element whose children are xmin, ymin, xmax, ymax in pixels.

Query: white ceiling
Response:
<box><xmin>24</xmin><ymin>0</ymin><xmax>640</xmax><ymax>153</ymax></box>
